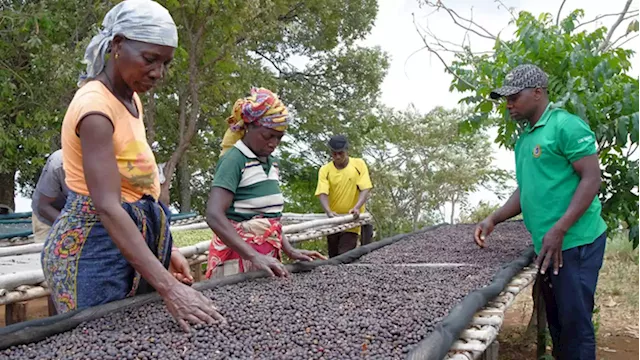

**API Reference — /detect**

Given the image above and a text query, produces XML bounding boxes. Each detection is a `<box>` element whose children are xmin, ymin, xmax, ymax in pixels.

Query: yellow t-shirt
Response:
<box><xmin>61</xmin><ymin>80</ymin><xmax>160</xmax><ymax>203</ymax></box>
<box><xmin>314</xmin><ymin>158</ymin><xmax>373</xmax><ymax>234</ymax></box>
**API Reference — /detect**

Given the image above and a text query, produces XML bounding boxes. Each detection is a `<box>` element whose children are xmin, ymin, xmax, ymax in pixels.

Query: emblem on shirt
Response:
<box><xmin>532</xmin><ymin>144</ymin><xmax>541</xmax><ymax>158</ymax></box>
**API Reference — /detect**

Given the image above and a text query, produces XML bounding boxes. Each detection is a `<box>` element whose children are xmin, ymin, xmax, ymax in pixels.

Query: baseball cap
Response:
<box><xmin>490</xmin><ymin>64</ymin><xmax>549</xmax><ymax>100</ymax></box>
<box><xmin>328</xmin><ymin>135</ymin><xmax>349</xmax><ymax>151</ymax></box>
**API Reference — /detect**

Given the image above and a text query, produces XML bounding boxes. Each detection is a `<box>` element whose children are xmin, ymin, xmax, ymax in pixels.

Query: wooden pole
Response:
<box><xmin>283</xmin><ymin>214</ymin><xmax>370</xmax><ymax>233</ymax></box>
<box><xmin>5</xmin><ymin>301</ymin><xmax>27</xmax><ymax>325</ymax></box>
<box><xmin>191</xmin><ymin>263</ymin><xmax>202</xmax><ymax>283</ymax></box>
<box><xmin>0</xmin><ymin>214</ymin><xmax>373</xmax><ymax>255</ymax></box>
<box><xmin>481</xmin><ymin>340</ymin><xmax>499</xmax><ymax>360</ymax></box>
<box><xmin>170</xmin><ymin>222</ymin><xmax>210</xmax><ymax>232</ymax></box>
<box><xmin>47</xmin><ymin>296</ymin><xmax>57</xmax><ymax>316</ymax></box>
<box><xmin>534</xmin><ymin>273</ymin><xmax>548</xmax><ymax>358</ymax></box>
<box><xmin>0</xmin><ymin>219</ymin><xmax>373</xmax><ymax>294</ymax></box>
<box><xmin>0</xmin><ymin>286</ymin><xmax>51</xmax><ymax>305</ymax></box>
<box><xmin>179</xmin><ymin>241</ymin><xmax>211</xmax><ymax>258</ymax></box>
<box><xmin>0</xmin><ymin>270</ymin><xmax>45</xmax><ymax>291</ymax></box>
<box><xmin>361</xmin><ymin>223</ymin><xmax>373</xmax><ymax>245</ymax></box>
<box><xmin>286</xmin><ymin>220</ymin><xmax>370</xmax><ymax>242</ymax></box>
<box><xmin>0</xmin><ymin>243</ymin><xmax>43</xmax><ymax>257</ymax></box>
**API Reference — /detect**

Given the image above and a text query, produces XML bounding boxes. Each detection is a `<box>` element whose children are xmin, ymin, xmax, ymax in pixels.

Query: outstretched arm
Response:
<box><xmin>205</xmin><ymin>187</ymin><xmax>289</xmax><ymax>277</ymax></box>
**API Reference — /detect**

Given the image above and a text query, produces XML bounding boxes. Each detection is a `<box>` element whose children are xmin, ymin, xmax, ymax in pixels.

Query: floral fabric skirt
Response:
<box><xmin>41</xmin><ymin>191</ymin><xmax>172</xmax><ymax>314</ymax></box>
<box><xmin>205</xmin><ymin>217</ymin><xmax>283</xmax><ymax>279</ymax></box>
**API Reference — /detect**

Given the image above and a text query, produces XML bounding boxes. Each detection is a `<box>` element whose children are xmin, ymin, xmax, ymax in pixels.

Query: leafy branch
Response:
<box><xmin>598</xmin><ymin>0</ymin><xmax>634</xmax><ymax>53</ymax></box>
<box><xmin>411</xmin><ymin>13</ymin><xmax>478</xmax><ymax>93</ymax></box>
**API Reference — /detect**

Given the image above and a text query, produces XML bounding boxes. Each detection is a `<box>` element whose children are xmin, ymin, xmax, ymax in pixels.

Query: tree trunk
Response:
<box><xmin>178</xmin><ymin>152</ymin><xmax>192</xmax><ymax>213</ymax></box>
<box><xmin>159</xmin><ymin>54</ymin><xmax>201</xmax><ymax>199</ymax></box>
<box><xmin>523</xmin><ymin>274</ymin><xmax>548</xmax><ymax>358</ymax></box>
<box><xmin>450</xmin><ymin>194</ymin><xmax>457</xmax><ymax>224</ymax></box>
<box><xmin>0</xmin><ymin>170</ymin><xmax>16</xmax><ymax>212</ymax></box>
<box><xmin>144</xmin><ymin>89</ymin><xmax>157</xmax><ymax>145</ymax></box>
<box><xmin>412</xmin><ymin>192</ymin><xmax>422</xmax><ymax>231</ymax></box>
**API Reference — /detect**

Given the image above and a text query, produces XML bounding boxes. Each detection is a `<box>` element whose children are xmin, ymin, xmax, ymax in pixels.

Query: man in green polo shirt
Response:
<box><xmin>473</xmin><ymin>64</ymin><xmax>607</xmax><ymax>360</ymax></box>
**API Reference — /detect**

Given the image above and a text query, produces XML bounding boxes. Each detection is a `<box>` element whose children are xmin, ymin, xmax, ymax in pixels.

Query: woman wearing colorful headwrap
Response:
<box><xmin>41</xmin><ymin>0</ymin><xmax>223</xmax><ymax>332</ymax></box>
<box><xmin>204</xmin><ymin>87</ymin><xmax>326</xmax><ymax>279</ymax></box>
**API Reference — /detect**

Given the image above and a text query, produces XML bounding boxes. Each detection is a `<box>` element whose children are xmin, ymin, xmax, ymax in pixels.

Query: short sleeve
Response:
<box><xmin>72</xmin><ymin>90</ymin><xmax>117</xmax><ymax>135</ymax></box>
<box><xmin>212</xmin><ymin>151</ymin><xmax>243</xmax><ymax>194</ymax></box>
<box><xmin>314</xmin><ymin>165</ymin><xmax>330</xmax><ymax>196</ymax></box>
<box><xmin>355</xmin><ymin>159</ymin><xmax>373</xmax><ymax>190</ymax></box>
<box><xmin>36</xmin><ymin>151</ymin><xmax>64</xmax><ymax>198</ymax></box>
<box><xmin>558</xmin><ymin>116</ymin><xmax>597</xmax><ymax>163</ymax></box>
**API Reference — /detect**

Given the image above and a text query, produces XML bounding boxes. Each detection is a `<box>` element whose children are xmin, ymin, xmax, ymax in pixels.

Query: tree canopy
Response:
<box><xmin>0</xmin><ymin>0</ymin><xmax>504</xmax><ymax>234</ymax></box>
<box><xmin>414</xmin><ymin>1</ymin><xmax>639</xmax><ymax>247</ymax></box>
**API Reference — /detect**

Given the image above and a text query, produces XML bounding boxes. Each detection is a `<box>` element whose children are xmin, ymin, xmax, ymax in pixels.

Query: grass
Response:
<box><xmin>498</xmin><ymin>231</ymin><xmax>640</xmax><ymax>359</ymax></box>
<box><xmin>501</xmin><ymin>234</ymin><xmax>640</xmax><ymax>346</ymax></box>
<box><xmin>172</xmin><ymin>229</ymin><xmax>213</xmax><ymax>247</ymax></box>
<box><xmin>595</xmin><ymin>231</ymin><xmax>639</xmax><ymax>334</ymax></box>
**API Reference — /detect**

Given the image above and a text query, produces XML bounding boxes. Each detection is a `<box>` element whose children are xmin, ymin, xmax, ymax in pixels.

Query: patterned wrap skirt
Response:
<box><xmin>41</xmin><ymin>191</ymin><xmax>172</xmax><ymax>314</ymax></box>
<box><xmin>205</xmin><ymin>217</ymin><xmax>283</xmax><ymax>279</ymax></box>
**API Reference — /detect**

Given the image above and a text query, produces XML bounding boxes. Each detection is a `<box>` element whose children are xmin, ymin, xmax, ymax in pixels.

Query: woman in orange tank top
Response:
<box><xmin>41</xmin><ymin>0</ymin><xmax>223</xmax><ymax>332</ymax></box>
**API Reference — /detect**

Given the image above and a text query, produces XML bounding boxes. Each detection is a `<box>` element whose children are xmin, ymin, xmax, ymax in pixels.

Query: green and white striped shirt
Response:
<box><xmin>212</xmin><ymin>140</ymin><xmax>284</xmax><ymax>222</ymax></box>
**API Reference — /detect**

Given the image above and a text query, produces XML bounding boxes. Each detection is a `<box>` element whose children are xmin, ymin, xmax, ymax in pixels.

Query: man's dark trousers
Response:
<box><xmin>540</xmin><ymin>231</ymin><xmax>606</xmax><ymax>360</ymax></box>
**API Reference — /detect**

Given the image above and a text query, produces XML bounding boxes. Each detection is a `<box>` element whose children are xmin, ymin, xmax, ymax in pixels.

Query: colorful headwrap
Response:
<box><xmin>220</xmin><ymin>87</ymin><xmax>291</xmax><ymax>156</ymax></box>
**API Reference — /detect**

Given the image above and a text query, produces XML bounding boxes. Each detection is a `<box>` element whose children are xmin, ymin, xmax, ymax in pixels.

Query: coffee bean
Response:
<box><xmin>0</xmin><ymin>222</ymin><xmax>529</xmax><ymax>359</ymax></box>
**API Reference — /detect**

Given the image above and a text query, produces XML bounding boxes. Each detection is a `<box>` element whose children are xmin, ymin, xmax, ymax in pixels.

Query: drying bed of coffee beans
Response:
<box><xmin>359</xmin><ymin>222</ymin><xmax>531</xmax><ymax>269</ymax></box>
<box><xmin>0</xmin><ymin>223</ymin><xmax>531</xmax><ymax>360</ymax></box>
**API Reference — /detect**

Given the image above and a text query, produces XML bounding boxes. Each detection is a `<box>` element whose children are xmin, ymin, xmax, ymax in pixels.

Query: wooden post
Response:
<box><xmin>47</xmin><ymin>296</ymin><xmax>57</xmax><ymax>316</ymax></box>
<box><xmin>192</xmin><ymin>263</ymin><xmax>202</xmax><ymax>283</ymax></box>
<box><xmin>5</xmin><ymin>301</ymin><xmax>27</xmax><ymax>325</ymax></box>
<box><xmin>481</xmin><ymin>340</ymin><xmax>499</xmax><ymax>360</ymax></box>
<box><xmin>534</xmin><ymin>274</ymin><xmax>548</xmax><ymax>359</ymax></box>
<box><xmin>361</xmin><ymin>224</ymin><xmax>373</xmax><ymax>246</ymax></box>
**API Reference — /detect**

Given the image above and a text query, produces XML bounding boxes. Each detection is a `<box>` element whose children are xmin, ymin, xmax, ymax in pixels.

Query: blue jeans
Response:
<box><xmin>540</xmin><ymin>231</ymin><xmax>606</xmax><ymax>360</ymax></box>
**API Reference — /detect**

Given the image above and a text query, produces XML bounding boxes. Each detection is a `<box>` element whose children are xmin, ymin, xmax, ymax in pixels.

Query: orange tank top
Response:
<box><xmin>61</xmin><ymin>80</ymin><xmax>160</xmax><ymax>202</ymax></box>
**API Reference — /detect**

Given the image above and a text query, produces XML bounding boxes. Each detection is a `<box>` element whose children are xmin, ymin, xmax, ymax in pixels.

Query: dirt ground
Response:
<box><xmin>498</xmin><ymin>240</ymin><xmax>640</xmax><ymax>360</ymax></box>
<box><xmin>498</xmin><ymin>284</ymin><xmax>639</xmax><ymax>360</ymax></box>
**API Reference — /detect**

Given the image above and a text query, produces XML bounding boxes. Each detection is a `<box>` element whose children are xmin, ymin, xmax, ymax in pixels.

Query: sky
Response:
<box><xmin>13</xmin><ymin>0</ymin><xmax>640</xmax><ymax>220</ymax></box>
<box><xmin>357</xmin><ymin>0</ymin><xmax>639</xmax><ymax>220</ymax></box>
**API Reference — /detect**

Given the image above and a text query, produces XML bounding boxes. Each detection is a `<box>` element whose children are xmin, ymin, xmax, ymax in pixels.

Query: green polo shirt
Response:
<box><xmin>515</xmin><ymin>103</ymin><xmax>607</xmax><ymax>254</ymax></box>
<box><xmin>212</xmin><ymin>140</ymin><xmax>284</xmax><ymax>222</ymax></box>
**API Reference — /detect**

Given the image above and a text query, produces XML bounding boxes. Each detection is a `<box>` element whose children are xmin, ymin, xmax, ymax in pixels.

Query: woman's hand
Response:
<box><xmin>169</xmin><ymin>250</ymin><xmax>194</xmax><ymax>285</ymax></box>
<box><xmin>161</xmin><ymin>283</ymin><xmax>225</xmax><ymax>332</ymax></box>
<box><xmin>285</xmin><ymin>248</ymin><xmax>327</xmax><ymax>262</ymax></box>
<box><xmin>250</xmin><ymin>253</ymin><xmax>289</xmax><ymax>277</ymax></box>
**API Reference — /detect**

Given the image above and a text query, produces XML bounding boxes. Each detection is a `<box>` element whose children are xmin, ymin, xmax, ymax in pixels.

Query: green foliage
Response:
<box><xmin>0</xmin><ymin>0</ymin><xmax>387</xmax><ymax>212</ymax></box>
<box><xmin>278</xmin><ymin>151</ymin><xmax>325</xmax><ymax>214</ymax></box>
<box><xmin>146</xmin><ymin>0</ymin><xmax>388</xmax><ymax>213</ymax></box>
<box><xmin>357</xmin><ymin>105</ymin><xmax>510</xmax><ymax>236</ymax></box>
<box><xmin>459</xmin><ymin>201</ymin><xmax>500</xmax><ymax>224</ymax></box>
<box><xmin>592</xmin><ymin>305</ymin><xmax>601</xmax><ymax>336</ymax></box>
<box><xmin>458</xmin><ymin>200</ymin><xmax>523</xmax><ymax>224</ymax></box>
<box><xmin>171</xmin><ymin>229</ymin><xmax>212</xmax><ymax>248</ymax></box>
<box><xmin>445</xmin><ymin>9</ymin><xmax>639</xmax><ymax>247</ymax></box>
<box><xmin>0</xmin><ymin>1</ymin><xmax>114</xmax><ymax>196</ymax></box>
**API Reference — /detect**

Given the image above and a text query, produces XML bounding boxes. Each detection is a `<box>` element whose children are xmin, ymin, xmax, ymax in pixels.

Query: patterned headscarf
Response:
<box><xmin>220</xmin><ymin>87</ymin><xmax>291</xmax><ymax>156</ymax></box>
<box><xmin>78</xmin><ymin>0</ymin><xmax>178</xmax><ymax>86</ymax></box>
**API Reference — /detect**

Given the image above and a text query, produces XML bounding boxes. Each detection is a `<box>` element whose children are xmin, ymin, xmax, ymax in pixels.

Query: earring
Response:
<box><xmin>115</xmin><ymin>53</ymin><xmax>119</xmax><ymax>59</ymax></box>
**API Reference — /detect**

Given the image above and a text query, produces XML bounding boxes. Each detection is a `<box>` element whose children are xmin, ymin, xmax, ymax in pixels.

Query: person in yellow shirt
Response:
<box><xmin>315</xmin><ymin>135</ymin><xmax>373</xmax><ymax>257</ymax></box>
